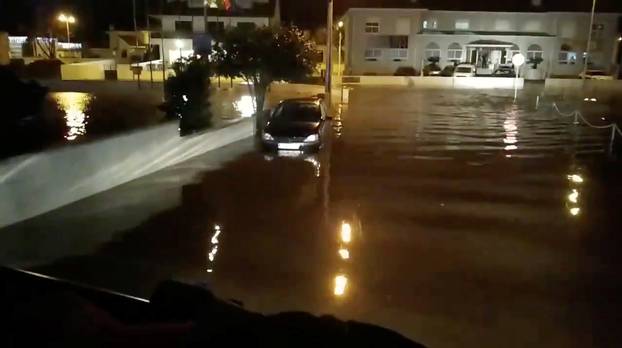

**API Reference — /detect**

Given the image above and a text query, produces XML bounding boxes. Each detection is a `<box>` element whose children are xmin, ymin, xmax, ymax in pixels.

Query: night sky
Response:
<box><xmin>1</xmin><ymin>0</ymin><xmax>621</xmax><ymax>45</ymax></box>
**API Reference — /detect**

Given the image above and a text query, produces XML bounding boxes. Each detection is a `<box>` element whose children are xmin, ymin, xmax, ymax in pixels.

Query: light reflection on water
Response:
<box><xmin>52</xmin><ymin>92</ymin><xmax>93</xmax><ymax>141</ymax></box>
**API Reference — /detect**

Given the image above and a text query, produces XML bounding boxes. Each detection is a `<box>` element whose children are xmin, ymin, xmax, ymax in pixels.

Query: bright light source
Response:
<box><xmin>334</xmin><ymin>275</ymin><xmax>348</xmax><ymax>296</ymax></box>
<box><xmin>512</xmin><ymin>53</ymin><xmax>526</xmax><ymax>67</ymax></box>
<box><xmin>338</xmin><ymin>248</ymin><xmax>350</xmax><ymax>260</ymax></box>
<box><xmin>590</xmin><ymin>98</ymin><xmax>597</xmax><ymax>102</ymax></box>
<box><xmin>568</xmin><ymin>174</ymin><xmax>584</xmax><ymax>184</ymax></box>
<box><xmin>570</xmin><ymin>207</ymin><xmax>580</xmax><ymax>216</ymax></box>
<box><xmin>568</xmin><ymin>189</ymin><xmax>579</xmax><ymax>204</ymax></box>
<box><xmin>58</xmin><ymin>14</ymin><xmax>67</xmax><ymax>22</ymax></box>
<box><xmin>584</xmin><ymin>98</ymin><xmax>589</xmax><ymax>101</ymax></box>
<box><xmin>211</xmin><ymin>230</ymin><xmax>221</xmax><ymax>244</ymax></box>
<box><xmin>68</xmin><ymin>16</ymin><xmax>76</xmax><ymax>23</ymax></box>
<box><xmin>338</xmin><ymin>21</ymin><xmax>344</xmax><ymax>28</ymax></box>
<box><xmin>234</xmin><ymin>95</ymin><xmax>255</xmax><ymax>118</ymax></box>
<box><xmin>618</xmin><ymin>36</ymin><xmax>622</xmax><ymax>42</ymax></box>
<box><xmin>341</xmin><ymin>222</ymin><xmax>352</xmax><ymax>243</ymax></box>
<box><xmin>175</xmin><ymin>39</ymin><xmax>184</xmax><ymax>49</ymax></box>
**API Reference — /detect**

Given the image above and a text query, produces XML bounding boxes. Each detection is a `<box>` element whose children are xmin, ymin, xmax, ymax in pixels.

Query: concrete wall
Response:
<box><xmin>343</xmin><ymin>76</ymin><xmax>524</xmax><ymax>89</ymax></box>
<box><xmin>61</xmin><ymin>60</ymin><xmax>115</xmax><ymax>81</ymax></box>
<box><xmin>544</xmin><ymin>78</ymin><xmax>622</xmax><ymax>96</ymax></box>
<box><xmin>0</xmin><ymin>119</ymin><xmax>253</xmax><ymax>228</ymax></box>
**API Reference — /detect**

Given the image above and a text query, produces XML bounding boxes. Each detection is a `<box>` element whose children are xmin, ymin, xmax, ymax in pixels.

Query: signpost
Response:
<box><xmin>512</xmin><ymin>53</ymin><xmax>526</xmax><ymax>102</ymax></box>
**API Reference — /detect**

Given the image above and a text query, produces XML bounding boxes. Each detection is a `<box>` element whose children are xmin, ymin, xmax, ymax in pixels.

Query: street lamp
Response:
<box><xmin>512</xmin><ymin>53</ymin><xmax>526</xmax><ymax>102</ymax></box>
<box><xmin>337</xmin><ymin>21</ymin><xmax>344</xmax><ymax>103</ymax></box>
<box><xmin>582</xmin><ymin>0</ymin><xmax>597</xmax><ymax>81</ymax></box>
<box><xmin>58</xmin><ymin>13</ymin><xmax>76</xmax><ymax>43</ymax></box>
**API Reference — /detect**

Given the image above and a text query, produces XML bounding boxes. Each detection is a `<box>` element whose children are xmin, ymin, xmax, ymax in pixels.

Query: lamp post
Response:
<box><xmin>582</xmin><ymin>0</ymin><xmax>597</xmax><ymax>81</ymax></box>
<box><xmin>337</xmin><ymin>20</ymin><xmax>344</xmax><ymax>104</ymax></box>
<box><xmin>512</xmin><ymin>53</ymin><xmax>526</xmax><ymax>102</ymax></box>
<box><xmin>57</xmin><ymin>13</ymin><xmax>76</xmax><ymax>43</ymax></box>
<box><xmin>325</xmin><ymin>0</ymin><xmax>334</xmax><ymax>108</ymax></box>
<box><xmin>176</xmin><ymin>39</ymin><xmax>184</xmax><ymax>60</ymax></box>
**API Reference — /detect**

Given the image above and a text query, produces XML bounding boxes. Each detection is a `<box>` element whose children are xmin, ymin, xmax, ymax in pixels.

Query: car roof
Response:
<box><xmin>281</xmin><ymin>97</ymin><xmax>322</xmax><ymax>104</ymax></box>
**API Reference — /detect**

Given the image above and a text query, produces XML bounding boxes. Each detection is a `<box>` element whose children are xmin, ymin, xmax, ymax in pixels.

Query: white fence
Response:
<box><xmin>0</xmin><ymin>120</ymin><xmax>253</xmax><ymax>228</ymax></box>
<box><xmin>343</xmin><ymin>76</ymin><xmax>524</xmax><ymax>89</ymax></box>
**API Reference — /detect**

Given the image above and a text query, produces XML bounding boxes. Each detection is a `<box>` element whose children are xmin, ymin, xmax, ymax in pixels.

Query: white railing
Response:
<box><xmin>387</xmin><ymin>48</ymin><xmax>408</xmax><ymax>60</ymax></box>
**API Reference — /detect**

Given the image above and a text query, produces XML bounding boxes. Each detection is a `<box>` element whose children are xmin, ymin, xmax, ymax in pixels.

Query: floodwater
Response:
<box><xmin>1</xmin><ymin>87</ymin><xmax>622</xmax><ymax>348</ymax></box>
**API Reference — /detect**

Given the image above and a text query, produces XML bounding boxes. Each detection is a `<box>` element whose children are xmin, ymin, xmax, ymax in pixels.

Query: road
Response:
<box><xmin>2</xmin><ymin>86</ymin><xmax>622</xmax><ymax>347</ymax></box>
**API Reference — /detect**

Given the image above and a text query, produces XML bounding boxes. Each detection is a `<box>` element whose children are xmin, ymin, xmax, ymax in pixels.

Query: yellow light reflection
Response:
<box><xmin>568</xmin><ymin>189</ymin><xmax>579</xmax><ymax>204</ymax></box>
<box><xmin>341</xmin><ymin>222</ymin><xmax>352</xmax><ymax>243</ymax></box>
<box><xmin>503</xmin><ymin>111</ymin><xmax>518</xmax><ymax>152</ymax></box>
<box><xmin>207</xmin><ymin>224</ymin><xmax>222</xmax><ymax>273</ymax></box>
<box><xmin>334</xmin><ymin>275</ymin><xmax>348</xmax><ymax>297</ymax></box>
<box><xmin>570</xmin><ymin>207</ymin><xmax>581</xmax><ymax>216</ymax></box>
<box><xmin>53</xmin><ymin>92</ymin><xmax>92</xmax><ymax>141</ymax></box>
<box><xmin>568</xmin><ymin>174</ymin><xmax>584</xmax><ymax>184</ymax></box>
<box><xmin>338</xmin><ymin>248</ymin><xmax>350</xmax><ymax>260</ymax></box>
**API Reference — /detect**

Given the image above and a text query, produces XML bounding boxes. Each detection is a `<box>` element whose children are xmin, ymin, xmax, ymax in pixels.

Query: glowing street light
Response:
<box><xmin>58</xmin><ymin>13</ymin><xmax>76</xmax><ymax>43</ymax></box>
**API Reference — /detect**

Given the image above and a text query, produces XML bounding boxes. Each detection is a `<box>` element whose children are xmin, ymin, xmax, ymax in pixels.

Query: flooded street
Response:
<box><xmin>1</xmin><ymin>86</ymin><xmax>622</xmax><ymax>347</ymax></box>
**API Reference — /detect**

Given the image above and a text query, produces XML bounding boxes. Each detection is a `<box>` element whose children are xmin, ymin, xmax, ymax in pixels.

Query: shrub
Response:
<box><xmin>394</xmin><ymin>67</ymin><xmax>417</xmax><ymax>76</ymax></box>
<box><xmin>164</xmin><ymin>56</ymin><xmax>212</xmax><ymax>136</ymax></box>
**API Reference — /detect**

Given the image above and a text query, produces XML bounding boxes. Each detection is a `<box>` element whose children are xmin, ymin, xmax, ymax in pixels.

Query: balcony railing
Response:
<box><xmin>388</xmin><ymin>48</ymin><xmax>409</xmax><ymax>61</ymax></box>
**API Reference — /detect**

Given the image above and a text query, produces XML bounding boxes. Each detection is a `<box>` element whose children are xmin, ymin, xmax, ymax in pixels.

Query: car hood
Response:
<box><xmin>265</xmin><ymin>121</ymin><xmax>320</xmax><ymax>138</ymax></box>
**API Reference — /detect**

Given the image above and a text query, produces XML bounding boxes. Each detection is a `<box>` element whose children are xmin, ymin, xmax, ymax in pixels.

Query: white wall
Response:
<box><xmin>0</xmin><ymin>120</ymin><xmax>253</xmax><ymax>228</ymax></box>
<box><xmin>343</xmin><ymin>76</ymin><xmax>524</xmax><ymax>89</ymax></box>
<box><xmin>61</xmin><ymin>59</ymin><xmax>115</xmax><ymax>81</ymax></box>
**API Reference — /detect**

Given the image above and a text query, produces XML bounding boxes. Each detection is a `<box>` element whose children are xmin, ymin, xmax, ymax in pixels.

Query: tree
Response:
<box><xmin>212</xmin><ymin>25</ymin><xmax>318</xmax><ymax>114</ymax></box>
<box><xmin>164</xmin><ymin>56</ymin><xmax>213</xmax><ymax>135</ymax></box>
<box><xmin>529</xmin><ymin>57</ymin><xmax>544</xmax><ymax>69</ymax></box>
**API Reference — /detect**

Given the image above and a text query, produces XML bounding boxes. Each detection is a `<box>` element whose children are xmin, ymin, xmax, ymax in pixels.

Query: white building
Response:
<box><xmin>150</xmin><ymin>0</ymin><xmax>280</xmax><ymax>36</ymax></box>
<box><xmin>341</xmin><ymin>8</ymin><xmax>622</xmax><ymax>77</ymax></box>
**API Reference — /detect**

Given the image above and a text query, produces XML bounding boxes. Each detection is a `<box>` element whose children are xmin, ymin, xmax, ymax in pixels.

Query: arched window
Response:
<box><xmin>527</xmin><ymin>44</ymin><xmax>543</xmax><ymax>60</ymax></box>
<box><xmin>447</xmin><ymin>43</ymin><xmax>463</xmax><ymax>62</ymax></box>
<box><xmin>425</xmin><ymin>42</ymin><xmax>441</xmax><ymax>60</ymax></box>
<box><xmin>558</xmin><ymin>44</ymin><xmax>577</xmax><ymax>65</ymax></box>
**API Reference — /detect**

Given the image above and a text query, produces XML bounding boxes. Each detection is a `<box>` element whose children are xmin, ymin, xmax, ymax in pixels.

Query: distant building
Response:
<box><xmin>341</xmin><ymin>8</ymin><xmax>622</xmax><ymax>77</ymax></box>
<box><xmin>150</xmin><ymin>0</ymin><xmax>280</xmax><ymax>36</ymax></box>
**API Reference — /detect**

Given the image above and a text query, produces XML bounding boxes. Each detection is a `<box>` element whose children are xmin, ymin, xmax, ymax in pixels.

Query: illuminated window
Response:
<box><xmin>559</xmin><ymin>44</ymin><xmax>576</xmax><ymax>65</ymax></box>
<box><xmin>365</xmin><ymin>21</ymin><xmax>380</xmax><ymax>33</ymax></box>
<box><xmin>527</xmin><ymin>44</ymin><xmax>543</xmax><ymax>60</ymax></box>
<box><xmin>447</xmin><ymin>42</ymin><xmax>463</xmax><ymax>62</ymax></box>
<box><xmin>364</xmin><ymin>48</ymin><xmax>382</xmax><ymax>61</ymax></box>
<box><xmin>455</xmin><ymin>19</ymin><xmax>469</xmax><ymax>30</ymax></box>
<box><xmin>424</xmin><ymin>42</ymin><xmax>441</xmax><ymax>60</ymax></box>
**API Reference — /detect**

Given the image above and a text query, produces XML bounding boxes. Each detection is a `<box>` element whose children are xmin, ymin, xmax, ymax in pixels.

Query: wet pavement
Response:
<box><xmin>2</xmin><ymin>86</ymin><xmax>622</xmax><ymax>347</ymax></box>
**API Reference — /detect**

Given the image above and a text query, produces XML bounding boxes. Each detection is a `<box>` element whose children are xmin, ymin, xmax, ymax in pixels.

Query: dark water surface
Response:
<box><xmin>1</xmin><ymin>87</ymin><xmax>621</xmax><ymax>347</ymax></box>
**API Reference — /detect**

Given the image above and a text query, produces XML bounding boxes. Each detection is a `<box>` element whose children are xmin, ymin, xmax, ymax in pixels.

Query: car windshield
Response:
<box><xmin>456</xmin><ymin>67</ymin><xmax>472</xmax><ymax>73</ymax></box>
<box><xmin>273</xmin><ymin>102</ymin><xmax>322</xmax><ymax>123</ymax></box>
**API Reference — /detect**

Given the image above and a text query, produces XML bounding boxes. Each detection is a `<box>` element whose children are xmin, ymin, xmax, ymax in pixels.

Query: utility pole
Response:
<box><xmin>204</xmin><ymin>0</ymin><xmax>208</xmax><ymax>33</ymax></box>
<box><xmin>582</xmin><ymin>0</ymin><xmax>597</xmax><ymax>81</ymax></box>
<box><xmin>325</xmin><ymin>0</ymin><xmax>334</xmax><ymax>108</ymax></box>
<box><xmin>146</xmin><ymin>0</ymin><xmax>154</xmax><ymax>86</ymax></box>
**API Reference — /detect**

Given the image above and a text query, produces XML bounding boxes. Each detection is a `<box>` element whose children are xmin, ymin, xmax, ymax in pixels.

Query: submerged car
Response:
<box><xmin>579</xmin><ymin>70</ymin><xmax>614</xmax><ymax>80</ymax></box>
<box><xmin>492</xmin><ymin>66</ymin><xmax>516</xmax><ymax>77</ymax></box>
<box><xmin>453</xmin><ymin>64</ymin><xmax>476</xmax><ymax>77</ymax></box>
<box><xmin>262</xmin><ymin>97</ymin><xmax>331</xmax><ymax>152</ymax></box>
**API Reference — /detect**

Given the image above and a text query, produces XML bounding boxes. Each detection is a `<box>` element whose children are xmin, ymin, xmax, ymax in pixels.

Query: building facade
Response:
<box><xmin>150</xmin><ymin>0</ymin><xmax>280</xmax><ymax>36</ymax></box>
<box><xmin>342</xmin><ymin>8</ymin><xmax>622</xmax><ymax>77</ymax></box>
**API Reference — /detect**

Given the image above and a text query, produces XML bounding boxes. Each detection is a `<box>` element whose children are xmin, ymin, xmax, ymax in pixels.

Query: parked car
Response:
<box><xmin>453</xmin><ymin>64</ymin><xmax>476</xmax><ymax>77</ymax></box>
<box><xmin>492</xmin><ymin>66</ymin><xmax>516</xmax><ymax>77</ymax></box>
<box><xmin>440</xmin><ymin>65</ymin><xmax>455</xmax><ymax>76</ymax></box>
<box><xmin>424</xmin><ymin>64</ymin><xmax>442</xmax><ymax>76</ymax></box>
<box><xmin>394</xmin><ymin>67</ymin><xmax>418</xmax><ymax>76</ymax></box>
<box><xmin>579</xmin><ymin>70</ymin><xmax>614</xmax><ymax>80</ymax></box>
<box><xmin>262</xmin><ymin>97</ymin><xmax>331</xmax><ymax>152</ymax></box>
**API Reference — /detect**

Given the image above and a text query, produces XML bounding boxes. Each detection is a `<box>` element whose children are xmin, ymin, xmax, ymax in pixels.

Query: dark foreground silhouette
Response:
<box><xmin>1</xmin><ymin>267</ymin><xmax>426</xmax><ymax>348</ymax></box>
